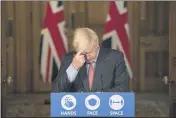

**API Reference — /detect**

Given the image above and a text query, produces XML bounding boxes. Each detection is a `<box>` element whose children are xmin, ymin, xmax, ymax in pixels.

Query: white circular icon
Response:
<box><xmin>85</xmin><ymin>94</ymin><xmax>100</xmax><ymax>110</ymax></box>
<box><xmin>109</xmin><ymin>95</ymin><xmax>124</xmax><ymax>110</ymax></box>
<box><xmin>61</xmin><ymin>95</ymin><xmax>76</xmax><ymax>110</ymax></box>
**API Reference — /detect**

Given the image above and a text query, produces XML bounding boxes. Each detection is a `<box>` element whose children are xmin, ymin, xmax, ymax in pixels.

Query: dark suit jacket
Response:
<box><xmin>52</xmin><ymin>47</ymin><xmax>130</xmax><ymax>92</ymax></box>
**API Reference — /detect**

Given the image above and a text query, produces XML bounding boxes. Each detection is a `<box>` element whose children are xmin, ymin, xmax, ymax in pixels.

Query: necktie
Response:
<box><xmin>88</xmin><ymin>63</ymin><xmax>94</xmax><ymax>90</ymax></box>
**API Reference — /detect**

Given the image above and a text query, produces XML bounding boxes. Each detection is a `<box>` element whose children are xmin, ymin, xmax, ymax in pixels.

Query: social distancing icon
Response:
<box><xmin>109</xmin><ymin>95</ymin><xmax>124</xmax><ymax>110</ymax></box>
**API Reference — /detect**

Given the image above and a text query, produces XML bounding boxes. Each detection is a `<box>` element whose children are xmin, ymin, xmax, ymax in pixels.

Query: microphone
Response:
<box><xmin>100</xmin><ymin>74</ymin><xmax>104</xmax><ymax>92</ymax></box>
<box><xmin>79</xmin><ymin>87</ymin><xmax>85</xmax><ymax>92</ymax></box>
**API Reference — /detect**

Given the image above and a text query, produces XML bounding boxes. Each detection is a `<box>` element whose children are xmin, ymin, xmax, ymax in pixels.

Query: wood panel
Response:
<box><xmin>26</xmin><ymin>2</ymin><xmax>33</xmax><ymax>92</ymax></box>
<box><xmin>68</xmin><ymin>1</ymin><xmax>77</xmax><ymax>29</ymax></box>
<box><xmin>163</xmin><ymin>2</ymin><xmax>169</xmax><ymax>35</ymax></box>
<box><xmin>66</xmin><ymin>1</ymin><xmax>87</xmax><ymax>28</ymax></box>
<box><xmin>147</xmin><ymin>2</ymin><xmax>157</xmax><ymax>35</ymax></box>
<box><xmin>86</xmin><ymin>2</ymin><xmax>109</xmax><ymax>44</ymax></box>
<box><xmin>169</xmin><ymin>2</ymin><xmax>176</xmax><ymax>79</ymax></box>
<box><xmin>14</xmin><ymin>2</ymin><xmax>31</xmax><ymax>92</ymax></box>
<box><xmin>1</xmin><ymin>1</ymin><xmax>7</xmax><ymax>95</ymax></box>
<box><xmin>138</xmin><ymin>1</ymin><xmax>170</xmax><ymax>92</ymax></box>
<box><xmin>6</xmin><ymin>2</ymin><xmax>15</xmax><ymax>92</ymax></box>
<box><xmin>63</xmin><ymin>1</ymin><xmax>69</xmax><ymax>26</ymax></box>
<box><xmin>140</xmin><ymin>36</ymin><xmax>169</xmax><ymax>92</ymax></box>
<box><xmin>41</xmin><ymin>1</ymin><xmax>45</xmax><ymax>23</ymax></box>
<box><xmin>75</xmin><ymin>1</ymin><xmax>86</xmax><ymax>27</ymax></box>
<box><xmin>0</xmin><ymin>2</ymin><xmax>2</xmax><ymax>117</ymax></box>
<box><xmin>140</xmin><ymin>2</ymin><xmax>169</xmax><ymax>37</ymax></box>
<box><xmin>63</xmin><ymin>1</ymin><xmax>76</xmax><ymax>51</ymax></box>
<box><xmin>87</xmin><ymin>1</ymin><xmax>109</xmax><ymax>25</ymax></box>
<box><xmin>14</xmin><ymin>2</ymin><xmax>22</xmax><ymax>92</ymax></box>
<box><xmin>169</xmin><ymin>1</ymin><xmax>176</xmax><ymax>117</ymax></box>
<box><xmin>128</xmin><ymin>2</ymin><xmax>140</xmax><ymax>91</ymax></box>
<box><xmin>139</xmin><ymin>2</ymin><xmax>147</xmax><ymax>36</ymax></box>
<box><xmin>157</xmin><ymin>2</ymin><xmax>165</xmax><ymax>35</ymax></box>
<box><xmin>157</xmin><ymin>2</ymin><xmax>165</xmax><ymax>81</ymax></box>
<box><xmin>1</xmin><ymin>2</ymin><xmax>8</xmax><ymax>116</ymax></box>
<box><xmin>87</xmin><ymin>24</ymin><xmax>105</xmax><ymax>43</ymax></box>
<box><xmin>23</xmin><ymin>2</ymin><xmax>31</xmax><ymax>92</ymax></box>
<box><xmin>1</xmin><ymin>2</ymin><xmax>7</xmax><ymax>93</ymax></box>
<box><xmin>31</xmin><ymin>1</ymin><xmax>41</xmax><ymax>91</ymax></box>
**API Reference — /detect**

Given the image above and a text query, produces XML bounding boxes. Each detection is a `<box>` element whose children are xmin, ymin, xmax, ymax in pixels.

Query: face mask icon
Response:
<box><xmin>85</xmin><ymin>94</ymin><xmax>100</xmax><ymax>111</ymax></box>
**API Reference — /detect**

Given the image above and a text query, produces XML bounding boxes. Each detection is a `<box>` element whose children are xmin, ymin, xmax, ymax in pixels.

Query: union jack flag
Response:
<box><xmin>39</xmin><ymin>1</ymin><xmax>68</xmax><ymax>82</ymax></box>
<box><xmin>102</xmin><ymin>1</ymin><xmax>132</xmax><ymax>78</ymax></box>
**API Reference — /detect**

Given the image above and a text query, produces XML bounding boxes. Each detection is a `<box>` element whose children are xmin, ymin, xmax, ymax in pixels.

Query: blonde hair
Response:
<box><xmin>73</xmin><ymin>28</ymin><xmax>99</xmax><ymax>52</ymax></box>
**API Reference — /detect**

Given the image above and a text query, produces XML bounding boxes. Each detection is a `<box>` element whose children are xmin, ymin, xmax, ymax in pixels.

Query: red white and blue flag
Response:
<box><xmin>102</xmin><ymin>1</ymin><xmax>132</xmax><ymax>78</ymax></box>
<box><xmin>39</xmin><ymin>1</ymin><xmax>68</xmax><ymax>82</ymax></box>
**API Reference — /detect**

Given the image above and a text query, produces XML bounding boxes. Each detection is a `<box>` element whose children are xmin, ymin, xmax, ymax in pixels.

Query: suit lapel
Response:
<box><xmin>79</xmin><ymin>64</ymin><xmax>89</xmax><ymax>92</ymax></box>
<box><xmin>91</xmin><ymin>47</ymin><xmax>107</xmax><ymax>91</ymax></box>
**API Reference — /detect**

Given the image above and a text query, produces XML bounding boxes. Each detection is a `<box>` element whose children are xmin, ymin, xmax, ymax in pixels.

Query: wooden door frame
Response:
<box><xmin>169</xmin><ymin>1</ymin><xmax>176</xmax><ymax>117</ymax></box>
<box><xmin>127</xmin><ymin>2</ymin><xmax>140</xmax><ymax>91</ymax></box>
<box><xmin>1</xmin><ymin>1</ymin><xmax>8</xmax><ymax>117</ymax></box>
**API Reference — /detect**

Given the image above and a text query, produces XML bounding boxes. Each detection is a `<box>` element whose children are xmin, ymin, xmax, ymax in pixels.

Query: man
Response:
<box><xmin>52</xmin><ymin>28</ymin><xmax>129</xmax><ymax>92</ymax></box>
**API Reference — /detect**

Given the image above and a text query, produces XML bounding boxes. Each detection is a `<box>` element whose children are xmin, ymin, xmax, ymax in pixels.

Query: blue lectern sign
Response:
<box><xmin>51</xmin><ymin>92</ymin><xmax>135</xmax><ymax>117</ymax></box>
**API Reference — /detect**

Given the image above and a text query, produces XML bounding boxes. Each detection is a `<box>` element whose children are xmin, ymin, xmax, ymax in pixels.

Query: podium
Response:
<box><xmin>51</xmin><ymin>92</ymin><xmax>135</xmax><ymax>117</ymax></box>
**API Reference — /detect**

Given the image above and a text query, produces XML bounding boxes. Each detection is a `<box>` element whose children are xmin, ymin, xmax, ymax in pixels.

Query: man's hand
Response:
<box><xmin>72</xmin><ymin>50</ymin><xmax>85</xmax><ymax>70</ymax></box>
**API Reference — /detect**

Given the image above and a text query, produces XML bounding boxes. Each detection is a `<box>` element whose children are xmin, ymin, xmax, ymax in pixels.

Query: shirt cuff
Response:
<box><xmin>66</xmin><ymin>64</ymin><xmax>79</xmax><ymax>82</ymax></box>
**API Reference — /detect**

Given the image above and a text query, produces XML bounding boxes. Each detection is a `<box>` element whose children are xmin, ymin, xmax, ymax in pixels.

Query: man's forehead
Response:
<box><xmin>83</xmin><ymin>46</ymin><xmax>95</xmax><ymax>53</ymax></box>
<box><xmin>79</xmin><ymin>44</ymin><xmax>93</xmax><ymax>52</ymax></box>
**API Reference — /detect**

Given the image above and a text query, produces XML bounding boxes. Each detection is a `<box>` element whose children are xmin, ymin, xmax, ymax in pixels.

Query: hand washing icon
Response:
<box><xmin>61</xmin><ymin>95</ymin><xmax>76</xmax><ymax>110</ymax></box>
<box><xmin>64</xmin><ymin>97</ymin><xmax>74</xmax><ymax>108</ymax></box>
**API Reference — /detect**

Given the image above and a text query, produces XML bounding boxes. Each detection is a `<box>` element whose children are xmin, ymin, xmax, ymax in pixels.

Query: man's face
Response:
<box><xmin>81</xmin><ymin>45</ymin><xmax>99</xmax><ymax>63</ymax></box>
<box><xmin>77</xmin><ymin>33</ymin><xmax>99</xmax><ymax>63</ymax></box>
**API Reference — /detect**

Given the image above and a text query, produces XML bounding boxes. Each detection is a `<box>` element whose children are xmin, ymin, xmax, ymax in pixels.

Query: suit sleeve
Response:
<box><xmin>66</xmin><ymin>64</ymin><xmax>79</xmax><ymax>82</ymax></box>
<box><xmin>52</xmin><ymin>55</ymin><xmax>73</xmax><ymax>92</ymax></box>
<box><xmin>106</xmin><ymin>52</ymin><xmax>130</xmax><ymax>92</ymax></box>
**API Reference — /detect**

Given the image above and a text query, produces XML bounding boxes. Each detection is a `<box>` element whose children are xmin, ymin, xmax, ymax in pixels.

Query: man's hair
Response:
<box><xmin>73</xmin><ymin>28</ymin><xmax>99</xmax><ymax>52</ymax></box>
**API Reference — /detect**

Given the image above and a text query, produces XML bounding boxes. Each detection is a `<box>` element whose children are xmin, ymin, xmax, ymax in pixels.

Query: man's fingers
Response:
<box><xmin>79</xmin><ymin>56</ymin><xmax>85</xmax><ymax>62</ymax></box>
<box><xmin>79</xmin><ymin>56</ymin><xmax>85</xmax><ymax>61</ymax></box>
<box><xmin>79</xmin><ymin>55</ymin><xmax>84</xmax><ymax>59</ymax></box>
<box><xmin>80</xmin><ymin>59</ymin><xmax>85</xmax><ymax>64</ymax></box>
